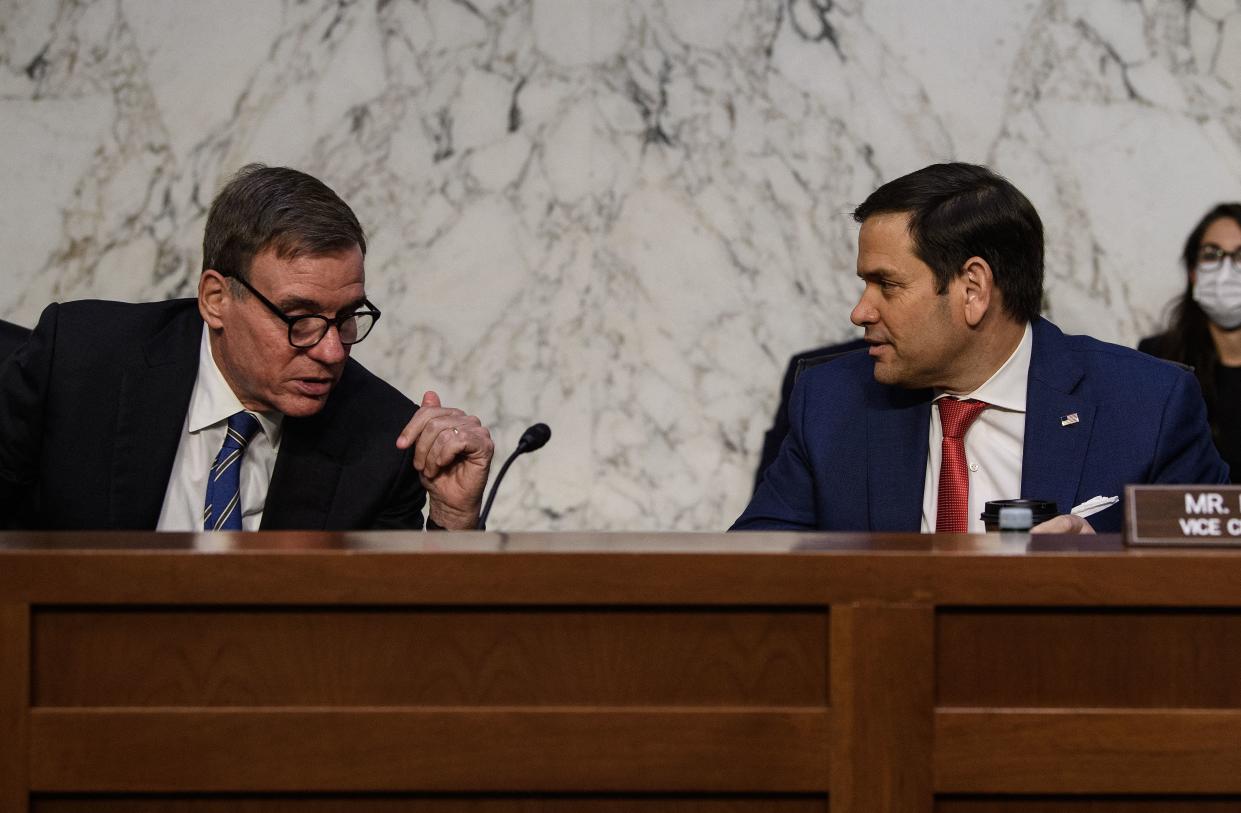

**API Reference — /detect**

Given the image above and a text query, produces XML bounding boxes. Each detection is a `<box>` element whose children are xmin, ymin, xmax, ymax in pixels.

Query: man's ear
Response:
<box><xmin>198</xmin><ymin>270</ymin><xmax>230</xmax><ymax>329</ymax></box>
<box><xmin>959</xmin><ymin>256</ymin><xmax>996</xmax><ymax>328</ymax></box>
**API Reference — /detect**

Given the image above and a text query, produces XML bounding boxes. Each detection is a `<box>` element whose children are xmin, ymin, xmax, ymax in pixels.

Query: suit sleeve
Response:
<box><xmin>0</xmin><ymin>304</ymin><xmax>57</xmax><ymax>527</ymax></box>
<box><xmin>732</xmin><ymin>372</ymin><xmax>819</xmax><ymax>530</ymax></box>
<box><xmin>368</xmin><ymin>447</ymin><xmax>429</xmax><ymax>530</ymax></box>
<box><xmin>1149</xmin><ymin>366</ymin><xmax>1230</xmax><ymax>485</ymax></box>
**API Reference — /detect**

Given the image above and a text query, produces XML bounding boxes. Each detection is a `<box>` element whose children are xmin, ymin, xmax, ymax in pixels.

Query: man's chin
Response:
<box><xmin>275</xmin><ymin>392</ymin><xmax>332</xmax><ymax>418</ymax></box>
<box><xmin>871</xmin><ymin>361</ymin><xmax>908</xmax><ymax>388</ymax></box>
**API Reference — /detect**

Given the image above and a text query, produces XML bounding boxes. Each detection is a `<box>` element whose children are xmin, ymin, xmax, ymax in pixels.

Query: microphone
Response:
<box><xmin>478</xmin><ymin>423</ymin><xmax>551</xmax><ymax>528</ymax></box>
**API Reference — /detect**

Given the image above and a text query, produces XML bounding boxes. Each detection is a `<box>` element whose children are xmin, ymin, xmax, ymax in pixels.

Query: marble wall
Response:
<box><xmin>1</xmin><ymin>0</ymin><xmax>1239</xmax><ymax>530</ymax></box>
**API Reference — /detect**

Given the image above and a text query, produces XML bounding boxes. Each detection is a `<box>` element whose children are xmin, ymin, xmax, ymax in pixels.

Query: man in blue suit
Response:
<box><xmin>734</xmin><ymin>163</ymin><xmax>1227</xmax><ymax>534</ymax></box>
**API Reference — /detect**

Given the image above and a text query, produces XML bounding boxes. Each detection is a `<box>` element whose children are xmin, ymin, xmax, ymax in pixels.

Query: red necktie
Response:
<box><xmin>935</xmin><ymin>398</ymin><xmax>988</xmax><ymax>533</ymax></box>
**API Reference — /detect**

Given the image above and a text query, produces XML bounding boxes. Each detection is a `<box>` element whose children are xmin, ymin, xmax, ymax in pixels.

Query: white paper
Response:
<box><xmin>1071</xmin><ymin>495</ymin><xmax>1119</xmax><ymax>519</ymax></box>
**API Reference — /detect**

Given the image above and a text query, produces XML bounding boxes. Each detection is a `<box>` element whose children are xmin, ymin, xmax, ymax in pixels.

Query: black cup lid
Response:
<box><xmin>980</xmin><ymin>499</ymin><xmax>1058</xmax><ymax>523</ymax></box>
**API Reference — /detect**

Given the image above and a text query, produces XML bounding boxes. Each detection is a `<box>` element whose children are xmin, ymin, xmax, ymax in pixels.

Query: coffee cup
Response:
<box><xmin>980</xmin><ymin>499</ymin><xmax>1058</xmax><ymax>532</ymax></box>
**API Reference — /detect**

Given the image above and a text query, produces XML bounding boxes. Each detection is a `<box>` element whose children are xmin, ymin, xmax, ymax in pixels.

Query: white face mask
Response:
<box><xmin>1193</xmin><ymin>257</ymin><xmax>1241</xmax><ymax>330</ymax></box>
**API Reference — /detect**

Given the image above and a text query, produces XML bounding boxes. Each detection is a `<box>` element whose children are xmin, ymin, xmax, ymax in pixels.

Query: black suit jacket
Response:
<box><xmin>0</xmin><ymin>299</ymin><xmax>426</xmax><ymax>530</ymax></box>
<box><xmin>0</xmin><ymin>319</ymin><xmax>28</xmax><ymax>362</ymax></box>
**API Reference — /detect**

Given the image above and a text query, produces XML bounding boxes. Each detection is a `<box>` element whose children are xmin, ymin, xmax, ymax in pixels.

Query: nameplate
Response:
<box><xmin>1125</xmin><ymin>485</ymin><xmax>1241</xmax><ymax>547</ymax></box>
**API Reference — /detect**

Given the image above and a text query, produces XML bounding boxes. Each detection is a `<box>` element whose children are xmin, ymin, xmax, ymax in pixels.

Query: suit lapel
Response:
<box><xmin>109</xmin><ymin>308</ymin><xmax>200</xmax><ymax>529</ymax></box>
<box><xmin>867</xmin><ymin>387</ymin><xmax>931</xmax><ymax>531</ymax></box>
<box><xmin>261</xmin><ymin>393</ymin><xmax>349</xmax><ymax>530</ymax></box>
<box><xmin>1019</xmin><ymin>319</ymin><xmax>1094</xmax><ymax>515</ymax></box>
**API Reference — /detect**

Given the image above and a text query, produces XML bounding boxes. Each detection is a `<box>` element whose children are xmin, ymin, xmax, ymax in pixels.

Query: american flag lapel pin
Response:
<box><xmin>1060</xmin><ymin>412</ymin><xmax>1080</xmax><ymax>427</ymax></box>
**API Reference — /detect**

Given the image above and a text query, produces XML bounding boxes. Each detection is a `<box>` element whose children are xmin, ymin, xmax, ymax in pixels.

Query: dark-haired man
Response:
<box><xmin>0</xmin><ymin>164</ymin><xmax>493</xmax><ymax>531</ymax></box>
<box><xmin>734</xmin><ymin>162</ymin><xmax>1227</xmax><ymax>534</ymax></box>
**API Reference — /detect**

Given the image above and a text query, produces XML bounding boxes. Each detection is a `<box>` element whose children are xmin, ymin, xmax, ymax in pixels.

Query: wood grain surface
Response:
<box><xmin>33</xmin><ymin>608</ymin><xmax>827</xmax><ymax>707</ymax></box>
<box><xmin>29</xmin><ymin>708</ymin><xmax>830</xmax><ymax>793</ymax></box>
<box><xmin>1</xmin><ymin>603</ymin><xmax>29</xmax><ymax>813</ymax></box>
<box><xmin>8</xmin><ymin>532</ymin><xmax>1241</xmax><ymax>810</ymax></box>
<box><xmin>936</xmin><ymin>709</ymin><xmax>1241</xmax><ymax>793</ymax></box>
<box><xmin>2</xmin><ymin>532</ymin><xmax>1241</xmax><ymax>606</ymax></box>
<box><xmin>937</xmin><ymin>609</ymin><xmax>1241</xmax><ymax>707</ymax></box>
<box><xmin>31</xmin><ymin>798</ymin><xmax>828</xmax><ymax>812</ymax></box>
<box><xmin>937</xmin><ymin>798</ymin><xmax>1241</xmax><ymax>812</ymax></box>
<box><xmin>830</xmin><ymin>603</ymin><xmax>933</xmax><ymax>813</ymax></box>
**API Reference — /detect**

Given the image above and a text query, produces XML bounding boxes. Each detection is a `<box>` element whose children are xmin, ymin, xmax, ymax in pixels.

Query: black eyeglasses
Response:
<box><xmin>227</xmin><ymin>275</ymin><xmax>381</xmax><ymax>348</ymax></box>
<box><xmin>1198</xmin><ymin>244</ymin><xmax>1241</xmax><ymax>272</ymax></box>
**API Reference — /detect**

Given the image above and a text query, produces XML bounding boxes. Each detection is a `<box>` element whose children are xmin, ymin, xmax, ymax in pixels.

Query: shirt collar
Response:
<box><xmin>934</xmin><ymin>321</ymin><xmax>1032</xmax><ymax>413</ymax></box>
<box><xmin>187</xmin><ymin>325</ymin><xmax>283</xmax><ymax>441</ymax></box>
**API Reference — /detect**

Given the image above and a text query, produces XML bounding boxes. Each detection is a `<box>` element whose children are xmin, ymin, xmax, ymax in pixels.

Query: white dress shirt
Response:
<box><xmin>920</xmin><ymin>323</ymin><xmax>1032</xmax><ymax>533</ymax></box>
<box><xmin>156</xmin><ymin>327</ymin><xmax>283</xmax><ymax>531</ymax></box>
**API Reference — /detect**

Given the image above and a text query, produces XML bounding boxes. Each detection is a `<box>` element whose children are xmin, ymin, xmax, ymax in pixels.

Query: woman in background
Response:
<box><xmin>1140</xmin><ymin>203</ymin><xmax>1241</xmax><ymax>475</ymax></box>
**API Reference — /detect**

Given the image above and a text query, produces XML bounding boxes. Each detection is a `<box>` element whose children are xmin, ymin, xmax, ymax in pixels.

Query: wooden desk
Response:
<box><xmin>3</xmin><ymin>532</ymin><xmax>1241</xmax><ymax>812</ymax></box>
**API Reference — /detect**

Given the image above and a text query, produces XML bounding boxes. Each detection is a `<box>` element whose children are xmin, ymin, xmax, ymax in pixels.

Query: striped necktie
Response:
<box><xmin>203</xmin><ymin>411</ymin><xmax>262</xmax><ymax>531</ymax></box>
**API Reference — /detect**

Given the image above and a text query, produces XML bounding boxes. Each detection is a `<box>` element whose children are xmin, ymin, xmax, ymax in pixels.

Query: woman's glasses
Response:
<box><xmin>1197</xmin><ymin>244</ymin><xmax>1241</xmax><ymax>272</ymax></box>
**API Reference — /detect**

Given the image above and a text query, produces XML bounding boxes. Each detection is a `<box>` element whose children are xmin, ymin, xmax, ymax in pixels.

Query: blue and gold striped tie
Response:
<box><xmin>203</xmin><ymin>411</ymin><xmax>261</xmax><ymax>531</ymax></box>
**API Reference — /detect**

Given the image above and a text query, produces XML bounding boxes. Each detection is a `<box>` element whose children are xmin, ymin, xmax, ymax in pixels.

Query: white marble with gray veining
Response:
<box><xmin>1</xmin><ymin>0</ymin><xmax>1239</xmax><ymax>530</ymax></box>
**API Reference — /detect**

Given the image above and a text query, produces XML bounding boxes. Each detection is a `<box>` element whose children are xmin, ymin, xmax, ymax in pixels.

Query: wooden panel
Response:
<box><xmin>14</xmin><ymin>531</ymin><xmax>1241</xmax><ymax>808</ymax></box>
<box><xmin>936</xmin><ymin>710</ymin><xmax>1241</xmax><ymax>793</ymax></box>
<box><xmin>10</xmin><ymin>539</ymin><xmax>1241</xmax><ymax>607</ymax></box>
<box><xmin>937</xmin><ymin>798</ymin><xmax>1241</xmax><ymax>811</ymax></box>
<box><xmin>1</xmin><ymin>603</ymin><xmax>29</xmax><ymax>813</ymax></box>
<box><xmin>32</xmin><ymin>607</ymin><xmax>827</xmax><ymax>707</ymax></box>
<box><xmin>830</xmin><ymin>603</ymin><xmax>933</xmax><ymax>813</ymax></box>
<box><xmin>938</xmin><ymin>609</ymin><xmax>1241</xmax><ymax>707</ymax></box>
<box><xmin>29</xmin><ymin>708</ymin><xmax>830</xmax><ymax>793</ymax></box>
<box><xmin>33</xmin><ymin>796</ymin><xmax>828</xmax><ymax>812</ymax></box>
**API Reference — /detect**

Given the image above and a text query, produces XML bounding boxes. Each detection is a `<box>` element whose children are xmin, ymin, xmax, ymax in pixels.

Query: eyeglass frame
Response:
<box><xmin>223</xmin><ymin>273</ymin><xmax>381</xmax><ymax>348</ymax></box>
<box><xmin>1197</xmin><ymin>244</ymin><xmax>1241</xmax><ymax>273</ymax></box>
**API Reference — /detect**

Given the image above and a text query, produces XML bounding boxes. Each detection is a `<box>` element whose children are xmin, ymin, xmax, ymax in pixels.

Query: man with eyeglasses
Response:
<box><xmin>0</xmin><ymin>164</ymin><xmax>494</xmax><ymax>531</ymax></box>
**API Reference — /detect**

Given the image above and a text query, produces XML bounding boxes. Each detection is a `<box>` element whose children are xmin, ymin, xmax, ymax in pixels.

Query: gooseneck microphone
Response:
<box><xmin>478</xmin><ymin>423</ymin><xmax>551</xmax><ymax>529</ymax></box>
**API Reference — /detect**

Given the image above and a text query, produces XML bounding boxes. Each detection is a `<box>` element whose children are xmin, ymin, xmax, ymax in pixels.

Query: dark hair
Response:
<box><xmin>1146</xmin><ymin>202</ymin><xmax>1241</xmax><ymax>427</ymax></box>
<box><xmin>202</xmin><ymin>164</ymin><xmax>366</xmax><ymax>285</ymax></box>
<box><xmin>852</xmin><ymin>162</ymin><xmax>1044</xmax><ymax>323</ymax></box>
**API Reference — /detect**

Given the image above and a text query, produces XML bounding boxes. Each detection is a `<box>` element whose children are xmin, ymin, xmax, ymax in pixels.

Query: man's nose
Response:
<box><xmin>308</xmin><ymin>324</ymin><xmax>348</xmax><ymax>364</ymax></box>
<box><xmin>850</xmin><ymin>291</ymin><xmax>877</xmax><ymax>327</ymax></box>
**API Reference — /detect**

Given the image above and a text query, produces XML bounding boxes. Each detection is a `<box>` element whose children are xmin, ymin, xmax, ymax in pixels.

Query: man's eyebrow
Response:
<box><xmin>277</xmin><ymin>296</ymin><xmax>368</xmax><ymax>314</ymax></box>
<box><xmin>276</xmin><ymin>296</ymin><xmax>324</xmax><ymax>313</ymax></box>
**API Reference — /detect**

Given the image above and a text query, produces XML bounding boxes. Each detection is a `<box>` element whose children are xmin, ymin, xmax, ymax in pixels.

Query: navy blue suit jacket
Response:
<box><xmin>733</xmin><ymin>318</ymin><xmax>1228</xmax><ymax>533</ymax></box>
